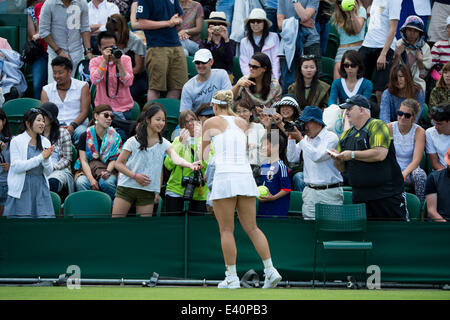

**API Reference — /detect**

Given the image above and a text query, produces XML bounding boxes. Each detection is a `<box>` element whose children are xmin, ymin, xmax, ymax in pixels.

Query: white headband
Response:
<box><xmin>211</xmin><ymin>98</ymin><xmax>228</xmax><ymax>105</ymax></box>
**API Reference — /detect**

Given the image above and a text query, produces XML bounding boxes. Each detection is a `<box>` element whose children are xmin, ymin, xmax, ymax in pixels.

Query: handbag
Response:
<box><xmin>21</xmin><ymin>40</ymin><xmax>44</xmax><ymax>64</ymax></box>
<box><xmin>88</xmin><ymin>159</ymin><xmax>109</xmax><ymax>180</ymax></box>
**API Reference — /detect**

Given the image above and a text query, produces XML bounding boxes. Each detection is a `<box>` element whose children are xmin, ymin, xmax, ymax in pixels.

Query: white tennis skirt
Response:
<box><xmin>209</xmin><ymin>172</ymin><xmax>259</xmax><ymax>201</ymax></box>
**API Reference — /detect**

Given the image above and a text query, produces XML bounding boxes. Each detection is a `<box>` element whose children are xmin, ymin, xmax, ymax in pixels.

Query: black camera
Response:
<box><xmin>181</xmin><ymin>170</ymin><xmax>205</xmax><ymax>200</ymax></box>
<box><xmin>111</xmin><ymin>46</ymin><xmax>122</xmax><ymax>59</ymax></box>
<box><xmin>284</xmin><ymin>119</ymin><xmax>306</xmax><ymax>135</ymax></box>
<box><xmin>0</xmin><ymin>136</ymin><xmax>10</xmax><ymax>144</ymax></box>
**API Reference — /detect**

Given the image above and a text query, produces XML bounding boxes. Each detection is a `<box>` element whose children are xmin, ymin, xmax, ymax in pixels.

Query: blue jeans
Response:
<box><xmin>281</xmin><ymin>28</ymin><xmax>304</xmax><ymax>93</ymax></box>
<box><xmin>292</xmin><ymin>172</ymin><xmax>306</xmax><ymax>192</ymax></box>
<box><xmin>75</xmin><ymin>174</ymin><xmax>117</xmax><ymax>201</ymax></box>
<box><xmin>265</xmin><ymin>7</ymin><xmax>278</xmax><ymax>33</ymax></box>
<box><xmin>32</xmin><ymin>53</ymin><xmax>48</xmax><ymax>99</ymax></box>
<box><xmin>315</xmin><ymin>21</ymin><xmax>329</xmax><ymax>56</ymax></box>
<box><xmin>216</xmin><ymin>0</ymin><xmax>234</xmax><ymax>33</ymax></box>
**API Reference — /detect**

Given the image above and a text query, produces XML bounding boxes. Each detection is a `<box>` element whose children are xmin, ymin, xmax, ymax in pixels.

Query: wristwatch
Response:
<box><xmin>84</xmin><ymin>47</ymin><xmax>94</xmax><ymax>55</ymax></box>
<box><xmin>292</xmin><ymin>0</ymin><xmax>299</xmax><ymax>3</ymax></box>
<box><xmin>351</xmin><ymin>151</ymin><xmax>355</xmax><ymax>160</ymax></box>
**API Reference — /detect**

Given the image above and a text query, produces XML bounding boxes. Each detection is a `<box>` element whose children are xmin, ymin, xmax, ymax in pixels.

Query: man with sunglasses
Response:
<box><xmin>88</xmin><ymin>0</ymin><xmax>120</xmax><ymax>55</ymax></box>
<box><xmin>180</xmin><ymin>49</ymin><xmax>232</xmax><ymax>113</ymax></box>
<box><xmin>426</xmin><ymin>103</ymin><xmax>450</xmax><ymax>171</ymax></box>
<box><xmin>331</xmin><ymin>95</ymin><xmax>408</xmax><ymax>221</ymax></box>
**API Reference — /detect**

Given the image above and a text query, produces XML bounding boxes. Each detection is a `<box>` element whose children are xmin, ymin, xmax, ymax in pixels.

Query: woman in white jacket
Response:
<box><xmin>239</xmin><ymin>8</ymin><xmax>280</xmax><ymax>81</ymax></box>
<box><xmin>4</xmin><ymin>108</ymin><xmax>55</xmax><ymax>218</ymax></box>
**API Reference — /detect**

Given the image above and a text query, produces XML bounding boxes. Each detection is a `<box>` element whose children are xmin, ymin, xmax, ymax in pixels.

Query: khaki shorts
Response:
<box><xmin>145</xmin><ymin>46</ymin><xmax>188</xmax><ymax>92</ymax></box>
<box><xmin>115</xmin><ymin>185</ymin><xmax>155</xmax><ymax>206</ymax></box>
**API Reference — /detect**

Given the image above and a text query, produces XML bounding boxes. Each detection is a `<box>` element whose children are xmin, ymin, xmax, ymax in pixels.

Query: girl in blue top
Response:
<box><xmin>328</xmin><ymin>50</ymin><xmax>373</xmax><ymax>106</ymax></box>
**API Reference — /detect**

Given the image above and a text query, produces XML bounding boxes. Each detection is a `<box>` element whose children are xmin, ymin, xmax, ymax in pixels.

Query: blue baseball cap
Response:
<box><xmin>299</xmin><ymin>105</ymin><xmax>326</xmax><ymax>126</ymax></box>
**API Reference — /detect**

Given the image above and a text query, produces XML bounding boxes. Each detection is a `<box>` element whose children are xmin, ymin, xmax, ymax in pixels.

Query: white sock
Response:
<box><xmin>226</xmin><ymin>264</ymin><xmax>237</xmax><ymax>276</ymax></box>
<box><xmin>263</xmin><ymin>258</ymin><xmax>273</xmax><ymax>270</ymax></box>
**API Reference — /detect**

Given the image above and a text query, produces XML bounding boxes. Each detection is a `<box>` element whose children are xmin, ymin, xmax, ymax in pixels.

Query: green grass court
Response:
<box><xmin>1</xmin><ymin>286</ymin><xmax>450</xmax><ymax>300</ymax></box>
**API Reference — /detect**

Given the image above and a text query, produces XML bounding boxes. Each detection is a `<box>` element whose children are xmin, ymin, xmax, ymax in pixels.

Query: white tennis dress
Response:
<box><xmin>209</xmin><ymin>115</ymin><xmax>259</xmax><ymax>200</ymax></box>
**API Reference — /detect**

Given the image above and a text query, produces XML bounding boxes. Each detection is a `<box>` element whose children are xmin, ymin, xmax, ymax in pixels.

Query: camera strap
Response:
<box><xmin>105</xmin><ymin>63</ymin><xmax>120</xmax><ymax>99</ymax></box>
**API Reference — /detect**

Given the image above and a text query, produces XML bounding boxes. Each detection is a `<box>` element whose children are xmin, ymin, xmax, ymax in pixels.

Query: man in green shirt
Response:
<box><xmin>330</xmin><ymin>95</ymin><xmax>407</xmax><ymax>221</ymax></box>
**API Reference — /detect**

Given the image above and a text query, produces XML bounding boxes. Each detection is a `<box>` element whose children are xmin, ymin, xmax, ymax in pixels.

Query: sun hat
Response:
<box><xmin>205</xmin><ymin>11</ymin><xmax>230</xmax><ymax>27</ymax></box>
<box><xmin>38</xmin><ymin>102</ymin><xmax>60</xmax><ymax>126</ymax></box>
<box><xmin>272</xmin><ymin>94</ymin><xmax>300</xmax><ymax>115</ymax></box>
<box><xmin>299</xmin><ymin>105</ymin><xmax>326</xmax><ymax>127</ymax></box>
<box><xmin>400</xmin><ymin>15</ymin><xmax>425</xmax><ymax>35</ymax></box>
<box><xmin>244</xmin><ymin>8</ymin><xmax>272</xmax><ymax>28</ymax></box>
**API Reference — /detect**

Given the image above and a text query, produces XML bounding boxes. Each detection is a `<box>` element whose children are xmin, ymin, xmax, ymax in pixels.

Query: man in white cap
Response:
<box><xmin>431</xmin><ymin>16</ymin><xmax>450</xmax><ymax>67</ymax></box>
<box><xmin>180</xmin><ymin>49</ymin><xmax>232</xmax><ymax>113</ymax></box>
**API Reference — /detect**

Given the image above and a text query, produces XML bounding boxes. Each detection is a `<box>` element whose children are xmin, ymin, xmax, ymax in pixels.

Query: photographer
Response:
<box><xmin>164</xmin><ymin>110</ymin><xmax>209</xmax><ymax>215</ymax></box>
<box><xmin>286</xmin><ymin>106</ymin><xmax>343</xmax><ymax>220</ymax></box>
<box><xmin>89</xmin><ymin>31</ymin><xmax>134</xmax><ymax>139</ymax></box>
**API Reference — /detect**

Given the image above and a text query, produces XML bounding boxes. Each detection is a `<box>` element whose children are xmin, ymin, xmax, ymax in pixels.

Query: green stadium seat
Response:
<box><xmin>50</xmin><ymin>191</ymin><xmax>62</xmax><ymax>218</ymax></box>
<box><xmin>313</xmin><ymin>203</ymin><xmax>372</xmax><ymax>288</ymax></box>
<box><xmin>233</xmin><ymin>56</ymin><xmax>243</xmax><ymax>80</ymax></box>
<box><xmin>288</xmin><ymin>190</ymin><xmax>303</xmax><ymax>216</ymax></box>
<box><xmin>325</xmin><ymin>36</ymin><xmax>339</xmax><ymax>60</ymax></box>
<box><xmin>63</xmin><ymin>190</ymin><xmax>112</xmax><ymax>218</ymax></box>
<box><xmin>3</xmin><ymin>97</ymin><xmax>41</xmax><ymax>117</ymax></box>
<box><xmin>130</xmin><ymin>100</ymin><xmax>141</xmax><ymax>121</ymax></box>
<box><xmin>146</xmin><ymin>98</ymin><xmax>181</xmax><ymax>140</ymax></box>
<box><xmin>186</xmin><ymin>55</ymin><xmax>198</xmax><ymax>78</ymax></box>
<box><xmin>201</xmin><ymin>21</ymin><xmax>208</xmax><ymax>41</ymax></box>
<box><xmin>405</xmin><ymin>192</ymin><xmax>421</xmax><ymax>221</ymax></box>
<box><xmin>320</xmin><ymin>56</ymin><xmax>335</xmax><ymax>85</ymax></box>
<box><xmin>0</xmin><ymin>14</ymin><xmax>28</xmax><ymax>52</ymax></box>
<box><xmin>0</xmin><ymin>26</ymin><xmax>18</xmax><ymax>52</ymax></box>
<box><xmin>343</xmin><ymin>190</ymin><xmax>352</xmax><ymax>204</ymax></box>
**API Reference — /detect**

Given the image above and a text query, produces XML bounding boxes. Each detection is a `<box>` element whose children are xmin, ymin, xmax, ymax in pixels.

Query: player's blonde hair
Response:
<box><xmin>212</xmin><ymin>90</ymin><xmax>235</xmax><ymax>116</ymax></box>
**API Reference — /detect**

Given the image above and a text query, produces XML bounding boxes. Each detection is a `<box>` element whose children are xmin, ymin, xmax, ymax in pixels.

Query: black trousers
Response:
<box><xmin>164</xmin><ymin>194</ymin><xmax>207</xmax><ymax>216</ymax></box>
<box><xmin>354</xmin><ymin>193</ymin><xmax>408</xmax><ymax>221</ymax></box>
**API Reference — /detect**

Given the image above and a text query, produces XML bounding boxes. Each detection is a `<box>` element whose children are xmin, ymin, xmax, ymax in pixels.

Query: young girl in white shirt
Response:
<box><xmin>112</xmin><ymin>104</ymin><xmax>201</xmax><ymax>217</ymax></box>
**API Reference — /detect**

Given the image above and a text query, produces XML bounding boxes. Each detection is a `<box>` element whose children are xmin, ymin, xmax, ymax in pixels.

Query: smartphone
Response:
<box><xmin>263</xmin><ymin>107</ymin><xmax>276</xmax><ymax>116</ymax></box>
<box><xmin>326</xmin><ymin>149</ymin><xmax>339</xmax><ymax>157</ymax></box>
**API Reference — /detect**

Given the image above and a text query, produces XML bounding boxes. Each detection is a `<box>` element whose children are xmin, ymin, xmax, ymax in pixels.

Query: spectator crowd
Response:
<box><xmin>0</xmin><ymin>0</ymin><xmax>449</xmax><ymax>222</ymax></box>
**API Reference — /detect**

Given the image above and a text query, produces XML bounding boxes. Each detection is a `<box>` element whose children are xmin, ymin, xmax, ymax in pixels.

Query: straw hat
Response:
<box><xmin>244</xmin><ymin>8</ymin><xmax>272</xmax><ymax>28</ymax></box>
<box><xmin>205</xmin><ymin>11</ymin><xmax>230</xmax><ymax>27</ymax></box>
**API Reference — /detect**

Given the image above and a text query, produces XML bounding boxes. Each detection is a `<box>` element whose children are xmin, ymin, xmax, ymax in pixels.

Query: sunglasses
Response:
<box><xmin>249</xmin><ymin>64</ymin><xmax>262</xmax><ymax>70</ymax></box>
<box><xmin>209</xmin><ymin>23</ymin><xmax>227</xmax><ymax>27</ymax></box>
<box><xmin>194</xmin><ymin>60</ymin><xmax>210</xmax><ymax>65</ymax></box>
<box><xmin>397</xmin><ymin>110</ymin><xmax>412</xmax><ymax>119</ymax></box>
<box><xmin>249</xmin><ymin>20</ymin><xmax>263</xmax><ymax>24</ymax></box>
<box><xmin>102</xmin><ymin>113</ymin><xmax>115</xmax><ymax>119</ymax></box>
<box><xmin>343</xmin><ymin>63</ymin><xmax>357</xmax><ymax>69</ymax></box>
<box><xmin>301</xmin><ymin>54</ymin><xmax>316</xmax><ymax>59</ymax></box>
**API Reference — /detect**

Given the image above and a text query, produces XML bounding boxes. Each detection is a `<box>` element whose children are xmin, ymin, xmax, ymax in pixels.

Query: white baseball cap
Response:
<box><xmin>193</xmin><ymin>49</ymin><xmax>213</xmax><ymax>63</ymax></box>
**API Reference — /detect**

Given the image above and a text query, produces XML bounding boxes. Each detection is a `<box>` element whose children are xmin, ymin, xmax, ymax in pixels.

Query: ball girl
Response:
<box><xmin>112</xmin><ymin>104</ymin><xmax>201</xmax><ymax>217</ymax></box>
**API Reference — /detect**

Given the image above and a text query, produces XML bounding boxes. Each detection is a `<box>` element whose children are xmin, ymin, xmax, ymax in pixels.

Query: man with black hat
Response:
<box><xmin>287</xmin><ymin>105</ymin><xmax>343</xmax><ymax>220</ymax></box>
<box><xmin>330</xmin><ymin>94</ymin><xmax>408</xmax><ymax>221</ymax></box>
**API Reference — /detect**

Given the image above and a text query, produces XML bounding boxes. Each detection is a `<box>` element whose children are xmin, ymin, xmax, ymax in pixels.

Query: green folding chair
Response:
<box><xmin>405</xmin><ymin>192</ymin><xmax>421</xmax><ymax>221</ymax></box>
<box><xmin>63</xmin><ymin>190</ymin><xmax>112</xmax><ymax>218</ymax></box>
<box><xmin>288</xmin><ymin>191</ymin><xmax>303</xmax><ymax>216</ymax></box>
<box><xmin>50</xmin><ymin>191</ymin><xmax>62</xmax><ymax>218</ymax></box>
<box><xmin>313</xmin><ymin>203</ymin><xmax>372</xmax><ymax>288</ymax></box>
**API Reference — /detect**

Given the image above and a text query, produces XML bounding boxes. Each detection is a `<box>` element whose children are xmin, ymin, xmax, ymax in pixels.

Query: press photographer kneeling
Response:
<box><xmin>163</xmin><ymin>111</ymin><xmax>209</xmax><ymax>215</ymax></box>
<box><xmin>286</xmin><ymin>106</ymin><xmax>343</xmax><ymax>220</ymax></box>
